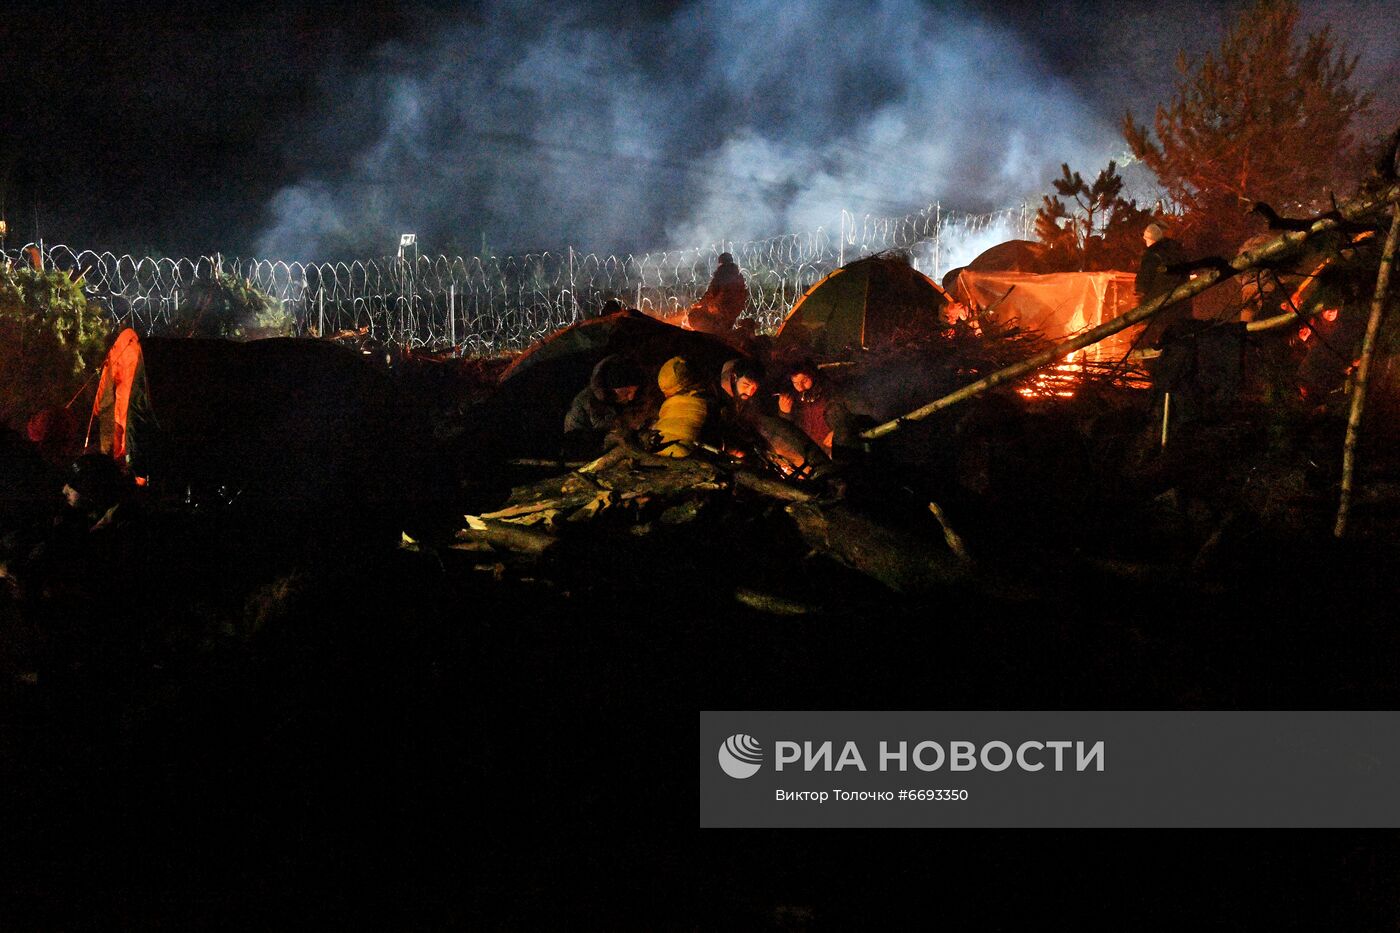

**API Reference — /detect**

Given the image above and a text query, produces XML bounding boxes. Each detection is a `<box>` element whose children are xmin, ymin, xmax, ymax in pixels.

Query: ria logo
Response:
<box><xmin>718</xmin><ymin>734</ymin><xmax>764</xmax><ymax>779</ymax></box>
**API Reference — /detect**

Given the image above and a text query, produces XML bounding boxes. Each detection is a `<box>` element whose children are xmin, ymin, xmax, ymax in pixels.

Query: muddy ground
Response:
<box><xmin>4</xmin><ymin>374</ymin><xmax>1400</xmax><ymax>927</ymax></box>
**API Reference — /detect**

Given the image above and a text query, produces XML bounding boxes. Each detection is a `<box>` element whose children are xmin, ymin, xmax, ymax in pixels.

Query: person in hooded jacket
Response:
<box><xmin>776</xmin><ymin>359</ymin><xmax>835</xmax><ymax>456</ymax></box>
<box><xmin>562</xmin><ymin>354</ymin><xmax>647</xmax><ymax>459</ymax></box>
<box><xmin>649</xmin><ymin>356</ymin><xmax>711</xmax><ymax>458</ymax></box>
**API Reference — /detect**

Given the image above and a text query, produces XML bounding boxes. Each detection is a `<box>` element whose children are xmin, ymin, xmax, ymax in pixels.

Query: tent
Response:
<box><xmin>941</xmin><ymin>239</ymin><xmax>1069</xmax><ymax>294</ymax></box>
<box><xmin>499</xmin><ymin>309</ymin><xmax>740</xmax><ymax>384</ymax></box>
<box><xmin>475</xmin><ymin>310</ymin><xmax>743</xmax><ymax>459</ymax></box>
<box><xmin>87</xmin><ymin>328</ymin><xmax>400</xmax><ymax>504</ymax></box>
<box><xmin>964</xmin><ymin>239</ymin><xmax>1062</xmax><ymax>273</ymax></box>
<box><xmin>773</xmin><ymin>255</ymin><xmax>951</xmax><ymax>359</ymax></box>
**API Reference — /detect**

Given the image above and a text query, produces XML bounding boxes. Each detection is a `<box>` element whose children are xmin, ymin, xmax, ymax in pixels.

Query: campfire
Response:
<box><xmin>1015</xmin><ymin>348</ymin><xmax>1152</xmax><ymax>400</ymax></box>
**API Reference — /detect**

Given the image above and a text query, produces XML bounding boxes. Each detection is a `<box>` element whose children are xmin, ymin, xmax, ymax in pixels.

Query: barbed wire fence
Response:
<box><xmin>3</xmin><ymin>201</ymin><xmax>1031</xmax><ymax>355</ymax></box>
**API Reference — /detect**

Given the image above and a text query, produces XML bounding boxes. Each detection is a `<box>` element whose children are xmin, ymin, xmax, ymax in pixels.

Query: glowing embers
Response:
<box><xmin>1014</xmin><ymin>350</ymin><xmax>1151</xmax><ymax>400</ymax></box>
<box><xmin>1016</xmin><ymin>357</ymin><xmax>1082</xmax><ymax>399</ymax></box>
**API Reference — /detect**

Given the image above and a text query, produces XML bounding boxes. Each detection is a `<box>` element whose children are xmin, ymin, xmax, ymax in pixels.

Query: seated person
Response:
<box><xmin>717</xmin><ymin>358</ymin><xmax>829</xmax><ymax>478</ymax></box>
<box><xmin>562</xmin><ymin>355</ymin><xmax>646</xmax><ymax>459</ymax></box>
<box><xmin>775</xmin><ymin>359</ymin><xmax>834</xmax><ymax>456</ymax></box>
<box><xmin>712</xmin><ymin>357</ymin><xmax>765</xmax><ymax>456</ymax></box>
<box><xmin>650</xmin><ymin>357</ymin><xmax>710</xmax><ymax>458</ymax></box>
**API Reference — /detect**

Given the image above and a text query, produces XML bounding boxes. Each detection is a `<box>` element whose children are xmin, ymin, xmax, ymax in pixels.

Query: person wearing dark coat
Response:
<box><xmin>776</xmin><ymin>359</ymin><xmax>834</xmax><ymax>457</ymax></box>
<box><xmin>689</xmin><ymin>253</ymin><xmax>749</xmax><ymax>334</ymax></box>
<box><xmin>562</xmin><ymin>355</ymin><xmax>646</xmax><ymax>459</ymax></box>
<box><xmin>714</xmin><ymin>358</ymin><xmax>829</xmax><ymax>477</ymax></box>
<box><xmin>1135</xmin><ymin>220</ymin><xmax>1195</xmax><ymax>348</ymax></box>
<box><xmin>712</xmin><ymin>357</ymin><xmax>765</xmax><ymax>454</ymax></box>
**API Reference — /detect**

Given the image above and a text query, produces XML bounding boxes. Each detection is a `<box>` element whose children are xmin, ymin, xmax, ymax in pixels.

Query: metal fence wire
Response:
<box><xmin>4</xmin><ymin>202</ymin><xmax>1030</xmax><ymax>354</ymax></box>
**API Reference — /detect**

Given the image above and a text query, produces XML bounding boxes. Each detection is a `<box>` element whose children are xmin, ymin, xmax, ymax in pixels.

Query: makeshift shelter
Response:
<box><xmin>773</xmin><ymin>255</ymin><xmax>951</xmax><ymax>359</ymax></box>
<box><xmin>477</xmin><ymin>310</ymin><xmax>742</xmax><ymax>459</ymax></box>
<box><xmin>499</xmin><ymin>309</ymin><xmax>739</xmax><ymax>383</ymax></box>
<box><xmin>87</xmin><ymin>328</ymin><xmax>400</xmax><ymax>504</ymax></box>
<box><xmin>942</xmin><ymin>239</ymin><xmax>1068</xmax><ymax>296</ymax></box>
<box><xmin>952</xmin><ymin>270</ymin><xmax>1138</xmax><ymax>356</ymax></box>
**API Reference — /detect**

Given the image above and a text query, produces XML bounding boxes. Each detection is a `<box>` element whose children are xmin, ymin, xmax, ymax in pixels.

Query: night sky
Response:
<box><xmin>2</xmin><ymin>0</ymin><xmax>1396</xmax><ymax>259</ymax></box>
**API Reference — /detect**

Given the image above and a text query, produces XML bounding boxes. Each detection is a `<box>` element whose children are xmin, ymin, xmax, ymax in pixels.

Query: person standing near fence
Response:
<box><xmin>687</xmin><ymin>253</ymin><xmax>748</xmax><ymax>335</ymax></box>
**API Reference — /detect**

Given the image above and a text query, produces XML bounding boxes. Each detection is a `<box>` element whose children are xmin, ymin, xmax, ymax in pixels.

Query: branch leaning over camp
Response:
<box><xmin>860</xmin><ymin>171</ymin><xmax>1400</xmax><ymax>441</ymax></box>
<box><xmin>1335</xmin><ymin>200</ymin><xmax>1400</xmax><ymax>538</ymax></box>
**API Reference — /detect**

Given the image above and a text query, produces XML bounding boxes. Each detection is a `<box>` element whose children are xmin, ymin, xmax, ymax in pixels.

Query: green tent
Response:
<box><xmin>774</xmin><ymin>255</ymin><xmax>950</xmax><ymax>359</ymax></box>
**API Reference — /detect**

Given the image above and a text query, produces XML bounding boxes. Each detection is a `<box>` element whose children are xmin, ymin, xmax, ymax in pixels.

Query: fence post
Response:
<box><xmin>567</xmin><ymin>246</ymin><xmax>576</xmax><ymax>320</ymax></box>
<box><xmin>934</xmin><ymin>202</ymin><xmax>942</xmax><ymax>281</ymax></box>
<box><xmin>318</xmin><ymin>288</ymin><xmax>325</xmax><ymax>338</ymax></box>
<box><xmin>449</xmin><ymin>283</ymin><xmax>456</xmax><ymax>349</ymax></box>
<box><xmin>839</xmin><ymin>211</ymin><xmax>846</xmax><ymax>267</ymax></box>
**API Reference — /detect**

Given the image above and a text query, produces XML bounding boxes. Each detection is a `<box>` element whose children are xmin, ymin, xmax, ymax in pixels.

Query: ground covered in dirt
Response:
<box><xmin>5</xmin><ymin>373</ymin><xmax>1400</xmax><ymax>927</ymax></box>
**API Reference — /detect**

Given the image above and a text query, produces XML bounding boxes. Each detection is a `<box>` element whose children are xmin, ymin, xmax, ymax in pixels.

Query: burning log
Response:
<box><xmin>860</xmin><ymin>177</ymin><xmax>1400</xmax><ymax>441</ymax></box>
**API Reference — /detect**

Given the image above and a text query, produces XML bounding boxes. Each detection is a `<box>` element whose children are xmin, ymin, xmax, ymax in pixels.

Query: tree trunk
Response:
<box><xmin>785</xmin><ymin>502</ymin><xmax>969</xmax><ymax>593</ymax></box>
<box><xmin>1334</xmin><ymin>203</ymin><xmax>1400</xmax><ymax>538</ymax></box>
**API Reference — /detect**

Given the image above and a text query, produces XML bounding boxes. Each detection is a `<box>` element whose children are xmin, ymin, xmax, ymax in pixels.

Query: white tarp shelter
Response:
<box><xmin>954</xmin><ymin>270</ymin><xmax>1137</xmax><ymax>341</ymax></box>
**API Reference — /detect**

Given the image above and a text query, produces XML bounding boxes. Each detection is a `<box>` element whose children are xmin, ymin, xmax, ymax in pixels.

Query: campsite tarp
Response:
<box><xmin>87</xmin><ymin>329</ymin><xmax>400</xmax><ymax>503</ymax></box>
<box><xmin>773</xmin><ymin>256</ymin><xmax>949</xmax><ymax>358</ymax></box>
<box><xmin>479</xmin><ymin>310</ymin><xmax>743</xmax><ymax>459</ymax></box>
<box><xmin>953</xmin><ymin>270</ymin><xmax>1138</xmax><ymax>354</ymax></box>
<box><xmin>88</xmin><ymin>328</ymin><xmax>147</xmax><ymax>462</ymax></box>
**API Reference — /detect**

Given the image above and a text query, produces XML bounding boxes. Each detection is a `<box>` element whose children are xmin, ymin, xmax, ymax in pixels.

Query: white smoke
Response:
<box><xmin>254</xmin><ymin>0</ymin><xmax>1133</xmax><ymax>260</ymax></box>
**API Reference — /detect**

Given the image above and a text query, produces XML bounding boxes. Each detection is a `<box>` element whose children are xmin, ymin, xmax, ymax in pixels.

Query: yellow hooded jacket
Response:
<box><xmin>651</xmin><ymin>356</ymin><xmax>709</xmax><ymax>457</ymax></box>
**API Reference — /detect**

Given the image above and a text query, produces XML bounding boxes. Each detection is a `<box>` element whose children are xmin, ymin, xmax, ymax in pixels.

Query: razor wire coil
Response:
<box><xmin>4</xmin><ymin>201</ymin><xmax>1032</xmax><ymax>354</ymax></box>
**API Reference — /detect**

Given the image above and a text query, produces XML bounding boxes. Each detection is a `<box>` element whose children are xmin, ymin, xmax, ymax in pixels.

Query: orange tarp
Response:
<box><xmin>953</xmin><ymin>270</ymin><xmax>1139</xmax><ymax>357</ymax></box>
<box><xmin>88</xmin><ymin>328</ymin><xmax>144</xmax><ymax>460</ymax></box>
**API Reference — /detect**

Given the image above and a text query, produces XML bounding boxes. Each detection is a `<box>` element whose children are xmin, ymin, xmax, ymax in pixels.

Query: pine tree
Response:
<box><xmin>1123</xmin><ymin>0</ymin><xmax>1372</xmax><ymax>255</ymax></box>
<box><xmin>1034</xmin><ymin>162</ymin><xmax>1151</xmax><ymax>271</ymax></box>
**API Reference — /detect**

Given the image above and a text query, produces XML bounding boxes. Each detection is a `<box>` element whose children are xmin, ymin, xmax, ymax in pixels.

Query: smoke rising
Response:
<box><xmin>252</xmin><ymin>0</ymin><xmax>1400</xmax><ymax>264</ymax></box>
<box><xmin>254</xmin><ymin>0</ymin><xmax>1131</xmax><ymax>261</ymax></box>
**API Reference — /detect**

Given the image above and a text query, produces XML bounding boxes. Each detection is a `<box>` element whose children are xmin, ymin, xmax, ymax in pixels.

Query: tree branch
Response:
<box><xmin>860</xmin><ymin>178</ymin><xmax>1400</xmax><ymax>441</ymax></box>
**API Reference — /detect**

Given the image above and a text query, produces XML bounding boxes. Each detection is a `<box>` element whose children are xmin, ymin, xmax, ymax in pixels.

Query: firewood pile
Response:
<box><xmin>450</xmin><ymin>436</ymin><xmax>973</xmax><ymax>599</ymax></box>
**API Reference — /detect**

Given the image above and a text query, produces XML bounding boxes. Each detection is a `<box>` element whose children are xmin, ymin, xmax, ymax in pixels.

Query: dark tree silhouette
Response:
<box><xmin>1034</xmin><ymin>162</ymin><xmax>1151</xmax><ymax>271</ymax></box>
<box><xmin>1123</xmin><ymin>0</ymin><xmax>1372</xmax><ymax>255</ymax></box>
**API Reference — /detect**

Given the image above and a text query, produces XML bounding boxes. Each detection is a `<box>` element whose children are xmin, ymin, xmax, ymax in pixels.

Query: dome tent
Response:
<box><xmin>481</xmin><ymin>310</ymin><xmax>741</xmax><ymax>458</ymax></box>
<box><xmin>773</xmin><ymin>254</ymin><xmax>951</xmax><ymax>359</ymax></box>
